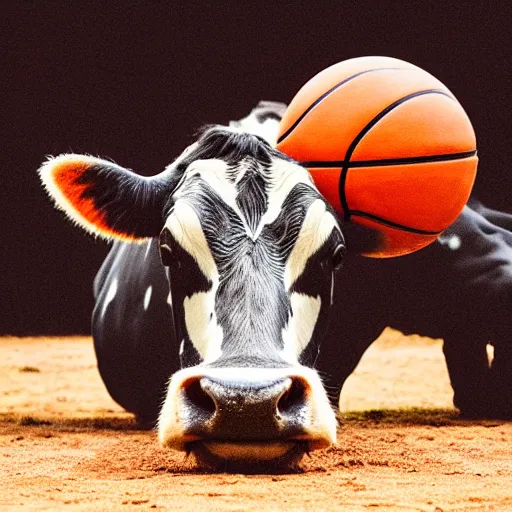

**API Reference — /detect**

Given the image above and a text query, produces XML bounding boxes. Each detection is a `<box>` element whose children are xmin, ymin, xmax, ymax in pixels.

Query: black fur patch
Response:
<box><xmin>186</xmin><ymin>126</ymin><xmax>293</xmax><ymax>167</ymax></box>
<box><xmin>77</xmin><ymin>162</ymin><xmax>183</xmax><ymax>238</ymax></box>
<box><xmin>235</xmin><ymin>158</ymin><xmax>270</xmax><ymax>233</ymax></box>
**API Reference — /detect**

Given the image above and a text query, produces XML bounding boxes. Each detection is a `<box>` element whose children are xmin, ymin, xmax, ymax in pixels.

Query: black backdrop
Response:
<box><xmin>2</xmin><ymin>2</ymin><xmax>510</xmax><ymax>334</ymax></box>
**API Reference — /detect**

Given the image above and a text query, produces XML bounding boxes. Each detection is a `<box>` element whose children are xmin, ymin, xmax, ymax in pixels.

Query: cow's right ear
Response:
<box><xmin>340</xmin><ymin>219</ymin><xmax>385</xmax><ymax>257</ymax></box>
<box><xmin>39</xmin><ymin>154</ymin><xmax>180</xmax><ymax>242</ymax></box>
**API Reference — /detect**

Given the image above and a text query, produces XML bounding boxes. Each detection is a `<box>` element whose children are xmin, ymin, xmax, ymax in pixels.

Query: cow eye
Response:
<box><xmin>332</xmin><ymin>245</ymin><xmax>346</xmax><ymax>270</ymax></box>
<box><xmin>160</xmin><ymin>243</ymin><xmax>173</xmax><ymax>267</ymax></box>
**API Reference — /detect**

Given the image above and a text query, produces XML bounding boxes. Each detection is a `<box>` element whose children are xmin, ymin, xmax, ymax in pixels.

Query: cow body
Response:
<box><xmin>40</xmin><ymin>101</ymin><xmax>512</xmax><ymax>470</ymax></box>
<box><xmin>92</xmin><ymin>238</ymin><xmax>178</xmax><ymax>420</ymax></box>
<box><xmin>317</xmin><ymin>205</ymin><xmax>512</xmax><ymax>418</ymax></box>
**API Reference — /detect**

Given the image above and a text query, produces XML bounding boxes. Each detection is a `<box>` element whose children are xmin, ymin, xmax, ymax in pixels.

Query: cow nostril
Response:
<box><xmin>183</xmin><ymin>379</ymin><xmax>216</xmax><ymax>415</ymax></box>
<box><xmin>277</xmin><ymin>378</ymin><xmax>307</xmax><ymax>415</ymax></box>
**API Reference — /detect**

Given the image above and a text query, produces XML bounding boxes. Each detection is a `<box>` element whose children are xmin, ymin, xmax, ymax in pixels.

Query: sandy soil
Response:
<box><xmin>1</xmin><ymin>330</ymin><xmax>511</xmax><ymax>511</ymax></box>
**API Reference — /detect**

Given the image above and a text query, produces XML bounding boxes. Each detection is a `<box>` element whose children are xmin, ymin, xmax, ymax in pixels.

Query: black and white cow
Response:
<box><xmin>39</xmin><ymin>101</ymin><xmax>512</xmax><ymax>469</ymax></box>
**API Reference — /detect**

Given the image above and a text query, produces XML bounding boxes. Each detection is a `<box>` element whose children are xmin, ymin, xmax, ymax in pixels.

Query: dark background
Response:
<box><xmin>2</xmin><ymin>2</ymin><xmax>510</xmax><ymax>334</ymax></box>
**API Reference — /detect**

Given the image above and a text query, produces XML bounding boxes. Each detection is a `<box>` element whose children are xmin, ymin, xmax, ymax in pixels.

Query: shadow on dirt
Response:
<box><xmin>0</xmin><ymin>412</ymin><xmax>152</xmax><ymax>433</ymax></box>
<box><xmin>2</xmin><ymin>407</ymin><xmax>509</xmax><ymax>436</ymax></box>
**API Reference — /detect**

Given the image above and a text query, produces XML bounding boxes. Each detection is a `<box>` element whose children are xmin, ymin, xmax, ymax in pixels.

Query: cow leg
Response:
<box><xmin>445</xmin><ymin>337</ymin><xmax>512</xmax><ymax>419</ymax></box>
<box><xmin>487</xmin><ymin>275</ymin><xmax>512</xmax><ymax>418</ymax></box>
<box><xmin>487</xmin><ymin>343</ymin><xmax>512</xmax><ymax>418</ymax></box>
<box><xmin>442</xmin><ymin>336</ymin><xmax>491</xmax><ymax>417</ymax></box>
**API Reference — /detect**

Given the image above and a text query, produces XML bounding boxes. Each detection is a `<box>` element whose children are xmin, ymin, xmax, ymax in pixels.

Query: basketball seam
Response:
<box><xmin>349</xmin><ymin>210</ymin><xmax>442</xmax><ymax>235</ymax></box>
<box><xmin>276</xmin><ymin>67</ymin><xmax>403</xmax><ymax>144</ymax></box>
<box><xmin>339</xmin><ymin>89</ymin><xmax>455</xmax><ymax>222</ymax></box>
<box><xmin>301</xmin><ymin>150</ymin><xmax>477</xmax><ymax>168</ymax></box>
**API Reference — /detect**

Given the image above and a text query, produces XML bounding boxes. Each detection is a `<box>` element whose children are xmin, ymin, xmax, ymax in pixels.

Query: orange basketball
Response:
<box><xmin>276</xmin><ymin>56</ymin><xmax>478</xmax><ymax>257</ymax></box>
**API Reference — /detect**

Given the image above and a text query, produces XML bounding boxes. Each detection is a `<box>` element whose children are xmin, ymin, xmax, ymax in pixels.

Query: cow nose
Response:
<box><xmin>158</xmin><ymin>366</ymin><xmax>337</xmax><ymax>463</ymax></box>
<box><xmin>181</xmin><ymin>376</ymin><xmax>308</xmax><ymax>440</ymax></box>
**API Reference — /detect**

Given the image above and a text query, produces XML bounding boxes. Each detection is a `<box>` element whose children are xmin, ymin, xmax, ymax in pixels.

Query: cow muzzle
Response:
<box><xmin>158</xmin><ymin>366</ymin><xmax>337</xmax><ymax>468</ymax></box>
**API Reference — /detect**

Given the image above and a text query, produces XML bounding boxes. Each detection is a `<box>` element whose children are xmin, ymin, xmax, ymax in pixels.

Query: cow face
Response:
<box><xmin>39</xmin><ymin>102</ymin><xmax>345</xmax><ymax>469</ymax></box>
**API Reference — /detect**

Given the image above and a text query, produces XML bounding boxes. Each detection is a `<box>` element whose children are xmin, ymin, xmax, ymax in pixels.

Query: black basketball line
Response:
<box><xmin>276</xmin><ymin>67</ymin><xmax>403</xmax><ymax>145</ymax></box>
<box><xmin>349</xmin><ymin>210</ymin><xmax>443</xmax><ymax>235</ymax></box>
<box><xmin>302</xmin><ymin>150</ymin><xmax>477</xmax><ymax>168</ymax></box>
<box><xmin>338</xmin><ymin>89</ymin><xmax>455</xmax><ymax>222</ymax></box>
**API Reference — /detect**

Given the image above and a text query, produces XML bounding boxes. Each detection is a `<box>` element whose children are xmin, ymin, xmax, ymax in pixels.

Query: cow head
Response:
<box><xmin>39</xmin><ymin>102</ymin><xmax>348</xmax><ymax>469</ymax></box>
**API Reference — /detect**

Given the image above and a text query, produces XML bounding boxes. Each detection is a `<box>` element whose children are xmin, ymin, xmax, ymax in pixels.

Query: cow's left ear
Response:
<box><xmin>39</xmin><ymin>154</ymin><xmax>179</xmax><ymax>242</ymax></box>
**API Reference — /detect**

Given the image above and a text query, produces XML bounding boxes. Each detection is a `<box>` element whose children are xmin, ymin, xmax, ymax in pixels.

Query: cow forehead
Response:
<box><xmin>167</xmin><ymin>155</ymin><xmax>319</xmax><ymax>237</ymax></box>
<box><xmin>162</xmin><ymin>128</ymin><xmax>343</xmax><ymax>293</ymax></box>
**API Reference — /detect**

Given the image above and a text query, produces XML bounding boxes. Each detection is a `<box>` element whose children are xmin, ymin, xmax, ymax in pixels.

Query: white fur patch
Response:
<box><xmin>228</xmin><ymin>117</ymin><xmax>281</xmax><ymax>146</ymax></box>
<box><xmin>144</xmin><ymin>239</ymin><xmax>153</xmax><ymax>260</ymax></box>
<box><xmin>183</xmin><ymin>291</ymin><xmax>223</xmax><ymax>363</ymax></box>
<box><xmin>281</xmin><ymin>293</ymin><xmax>321</xmax><ymax>363</ymax></box>
<box><xmin>448</xmin><ymin>235</ymin><xmax>461</xmax><ymax>250</ymax></box>
<box><xmin>284</xmin><ymin>200</ymin><xmax>339</xmax><ymax>290</ymax></box>
<box><xmin>187</xmin><ymin>159</ymin><xmax>239</xmax><ymax>210</ymax></box>
<box><xmin>143</xmin><ymin>285</ymin><xmax>153</xmax><ymax>311</ymax></box>
<box><xmin>439</xmin><ymin>233</ymin><xmax>462</xmax><ymax>251</ymax></box>
<box><xmin>165</xmin><ymin>202</ymin><xmax>219</xmax><ymax>282</ymax></box>
<box><xmin>101</xmin><ymin>277</ymin><xmax>118</xmax><ymax>318</ymax></box>
<box><xmin>165</xmin><ymin>203</ymin><xmax>223</xmax><ymax>362</ymax></box>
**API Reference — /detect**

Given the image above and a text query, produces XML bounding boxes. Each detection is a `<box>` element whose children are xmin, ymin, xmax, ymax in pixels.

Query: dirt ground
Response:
<box><xmin>1</xmin><ymin>330</ymin><xmax>511</xmax><ymax>511</ymax></box>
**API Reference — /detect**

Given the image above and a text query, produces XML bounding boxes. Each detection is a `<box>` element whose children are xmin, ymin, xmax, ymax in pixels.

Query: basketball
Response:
<box><xmin>276</xmin><ymin>56</ymin><xmax>478</xmax><ymax>257</ymax></box>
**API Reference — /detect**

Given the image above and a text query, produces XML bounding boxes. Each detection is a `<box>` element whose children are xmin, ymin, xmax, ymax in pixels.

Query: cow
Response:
<box><xmin>39</xmin><ymin>101</ymin><xmax>512</xmax><ymax>470</ymax></box>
